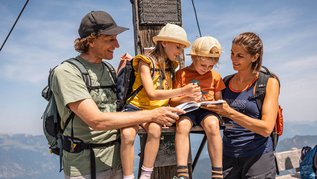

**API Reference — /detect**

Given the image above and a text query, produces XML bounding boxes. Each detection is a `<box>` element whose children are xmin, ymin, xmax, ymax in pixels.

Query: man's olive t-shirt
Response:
<box><xmin>51</xmin><ymin>56</ymin><xmax>120</xmax><ymax>176</ymax></box>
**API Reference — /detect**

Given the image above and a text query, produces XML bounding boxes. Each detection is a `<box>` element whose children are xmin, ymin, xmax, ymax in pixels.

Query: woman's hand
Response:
<box><xmin>201</xmin><ymin>101</ymin><xmax>233</xmax><ymax>118</ymax></box>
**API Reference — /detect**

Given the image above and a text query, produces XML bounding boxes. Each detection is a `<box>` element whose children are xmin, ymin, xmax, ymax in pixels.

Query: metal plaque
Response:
<box><xmin>139</xmin><ymin>0</ymin><xmax>182</xmax><ymax>25</ymax></box>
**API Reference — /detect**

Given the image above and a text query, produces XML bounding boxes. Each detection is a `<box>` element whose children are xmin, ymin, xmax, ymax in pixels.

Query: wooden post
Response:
<box><xmin>130</xmin><ymin>0</ymin><xmax>189</xmax><ymax>178</ymax></box>
<box><xmin>137</xmin><ymin>128</ymin><xmax>194</xmax><ymax>179</ymax></box>
<box><xmin>131</xmin><ymin>0</ymin><xmax>185</xmax><ymax>68</ymax></box>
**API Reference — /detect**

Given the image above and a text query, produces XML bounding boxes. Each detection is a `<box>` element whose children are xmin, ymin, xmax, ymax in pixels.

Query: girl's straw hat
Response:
<box><xmin>153</xmin><ymin>23</ymin><xmax>190</xmax><ymax>48</ymax></box>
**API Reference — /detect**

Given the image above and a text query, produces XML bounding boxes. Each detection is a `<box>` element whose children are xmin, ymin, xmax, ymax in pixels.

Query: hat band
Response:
<box><xmin>93</xmin><ymin>23</ymin><xmax>115</xmax><ymax>33</ymax></box>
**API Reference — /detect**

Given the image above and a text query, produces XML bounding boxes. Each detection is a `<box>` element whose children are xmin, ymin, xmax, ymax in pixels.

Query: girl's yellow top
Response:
<box><xmin>129</xmin><ymin>54</ymin><xmax>178</xmax><ymax>109</ymax></box>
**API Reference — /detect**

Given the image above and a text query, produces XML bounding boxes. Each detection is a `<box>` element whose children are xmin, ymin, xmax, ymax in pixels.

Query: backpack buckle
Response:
<box><xmin>70</xmin><ymin>140</ymin><xmax>77</xmax><ymax>153</ymax></box>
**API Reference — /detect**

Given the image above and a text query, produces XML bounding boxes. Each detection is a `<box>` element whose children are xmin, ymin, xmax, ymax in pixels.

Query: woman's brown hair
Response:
<box><xmin>232</xmin><ymin>32</ymin><xmax>263</xmax><ymax>71</ymax></box>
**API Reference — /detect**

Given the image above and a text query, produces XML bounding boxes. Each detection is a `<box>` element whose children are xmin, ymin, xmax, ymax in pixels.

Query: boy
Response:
<box><xmin>171</xmin><ymin>36</ymin><xmax>225</xmax><ymax>179</ymax></box>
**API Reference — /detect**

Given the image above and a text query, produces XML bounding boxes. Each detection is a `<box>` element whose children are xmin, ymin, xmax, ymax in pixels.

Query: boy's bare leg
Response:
<box><xmin>201</xmin><ymin>115</ymin><xmax>223</xmax><ymax>178</ymax></box>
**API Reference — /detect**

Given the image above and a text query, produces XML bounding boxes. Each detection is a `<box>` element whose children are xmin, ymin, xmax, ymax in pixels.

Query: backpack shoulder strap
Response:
<box><xmin>256</xmin><ymin>65</ymin><xmax>282</xmax><ymax>111</ymax></box>
<box><xmin>61</xmin><ymin>58</ymin><xmax>91</xmax><ymax>133</ymax></box>
<box><xmin>102</xmin><ymin>60</ymin><xmax>117</xmax><ymax>83</ymax></box>
<box><xmin>55</xmin><ymin>58</ymin><xmax>89</xmax><ymax>131</ymax></box>
<box><xmin>256</xmin><ymin>65</ymin><xmax>283</xmax><ymax>107</ymax></box>
<box><xmin>254</xmin><ymin>72</ymin><xmax>270</xmax><ymax>111</ymax></box>
<box><xmin>64</xmin><ymin>58</ymin><xmax>92</xmax><ymax>91</ymax></box>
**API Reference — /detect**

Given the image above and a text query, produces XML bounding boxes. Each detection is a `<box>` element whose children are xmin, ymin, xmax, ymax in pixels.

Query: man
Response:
<box><xmin>51</xmin><ymin>10</ymin><xmax>183</xmax><ymax>179</ymax></box>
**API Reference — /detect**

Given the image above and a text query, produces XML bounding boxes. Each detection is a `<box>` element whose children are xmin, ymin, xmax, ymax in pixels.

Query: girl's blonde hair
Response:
<box><xmin>147</xmin><ymin>42</ymin><xmax>176</xmax><ymax>80</ymax></box>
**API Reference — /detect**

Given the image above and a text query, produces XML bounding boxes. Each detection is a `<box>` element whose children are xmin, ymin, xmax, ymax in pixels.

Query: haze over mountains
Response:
<box><xmin>0</xmin><ymin>121</ymin><xmax>316</xmax><ymax>179</ymax></box>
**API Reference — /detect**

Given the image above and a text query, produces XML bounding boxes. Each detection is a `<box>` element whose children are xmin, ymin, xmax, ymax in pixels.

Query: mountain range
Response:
<box><xmin>0</xmin><ymin>121</ymin><xmax>316</xmax><ymax>179</ymax></box>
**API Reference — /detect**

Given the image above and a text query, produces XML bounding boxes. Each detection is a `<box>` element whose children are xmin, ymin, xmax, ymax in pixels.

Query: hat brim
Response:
<box><xmin>187</xmin><ymin>52</ymin><xmax>221</xmax><ymax>58</ymax></box>
<box><xmin>99</xmin><ymin>26</ymin><xmax>129</xmax><ymax>35</ymax></box>
<box><xmin>153</xmin><ymin>36</ymin><xmax>190</xmax><ymax>48</ymax></box>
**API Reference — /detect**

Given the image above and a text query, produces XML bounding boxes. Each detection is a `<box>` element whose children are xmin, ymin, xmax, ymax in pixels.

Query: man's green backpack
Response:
<box><xmin>41</xmin><ymin>57</ymin><xmax>116</xmax><ymax>172</ymax></box>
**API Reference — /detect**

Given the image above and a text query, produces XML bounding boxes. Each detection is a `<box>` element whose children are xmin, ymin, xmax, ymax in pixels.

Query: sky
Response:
<box><xmin>0</xmin><ymin>0</ymin><xmax>317</xmax><ymax>135</ymax></box>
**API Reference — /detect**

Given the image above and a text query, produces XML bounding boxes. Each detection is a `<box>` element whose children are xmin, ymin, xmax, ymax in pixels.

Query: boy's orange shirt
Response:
<box><xmin>173</xmin><ymin>66</ymin><xmax>226</xmax><ymax>101</ymax></box>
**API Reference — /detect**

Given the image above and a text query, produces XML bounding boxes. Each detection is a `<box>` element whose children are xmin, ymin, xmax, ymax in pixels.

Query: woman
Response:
<box><xmin>206</xmin><ymin>32</ymin><xmax>280</xmax><ymax>179</ymax></box>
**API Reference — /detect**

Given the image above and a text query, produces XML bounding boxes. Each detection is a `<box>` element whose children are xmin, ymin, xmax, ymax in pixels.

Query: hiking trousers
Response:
<box><xmin>223</xmin><ymin>152</ymin><xmax>276</xmax><ymax>179</ymax></box>
<box><xmin>65</xmin><ymin>168</ymin><xmax>122</xmax><ymax>179</ymax></box>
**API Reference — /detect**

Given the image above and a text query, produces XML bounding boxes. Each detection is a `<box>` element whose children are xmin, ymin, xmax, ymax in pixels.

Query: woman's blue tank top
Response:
<box><xmin>222</xmin><ymin>78</ymin><xmax>273</xmax><ymax>158</ymax></box>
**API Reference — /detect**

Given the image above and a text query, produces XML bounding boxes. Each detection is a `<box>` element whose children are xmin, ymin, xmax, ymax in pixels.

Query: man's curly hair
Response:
<box><xmin>74</xmin><ymin>33</ymin><xmax>99</xmax><ymax>53</ymax></box>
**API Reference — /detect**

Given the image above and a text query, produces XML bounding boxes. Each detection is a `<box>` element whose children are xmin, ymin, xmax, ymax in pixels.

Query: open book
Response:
<box><xmin>175</xmin><ymin>100</ymin><xmax>225</xmax><ymax>113</ymax></box>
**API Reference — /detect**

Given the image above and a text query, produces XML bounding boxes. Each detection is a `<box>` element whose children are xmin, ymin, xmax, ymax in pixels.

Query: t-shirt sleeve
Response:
<box><xmin>173</xmin><ymin>70</ymin><xmax>183</xmax><ymax>89</ymax></box>
<box><xmin>212</xmin><ymin>71</ymin><xmax>226</xmax><ymax>92</ymax></box>
<box><xmin>132</xmin><ymin>54</ymin><xmax>153</xmax><ymax>72</ymax></box>
<box><xmin>51</xmin><ymin>63</ymin><xmax>91</xmax><ymax>107</ymax></box>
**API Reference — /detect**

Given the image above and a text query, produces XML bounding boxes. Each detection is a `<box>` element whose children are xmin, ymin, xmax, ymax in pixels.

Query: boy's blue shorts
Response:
<box><xmin>181</xmin><ymin>108</ymin><xmax>221</xmax><ymax>126</ymax></box>
<box><xmin>122</xmin><ymin>104</ymin><xmax>140</xmax><ymax>112</ymax></box>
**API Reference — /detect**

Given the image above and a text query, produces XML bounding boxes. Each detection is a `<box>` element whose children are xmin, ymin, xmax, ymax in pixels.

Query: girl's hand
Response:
<box><xmin>187</xmin><ymin>90</ymin><xmax>202</xmax><ymax>102</ymax></box>
<box><xmin>181</xmin><ymin>83</ymin><xmax>201</xmax><ymax>96</ymax></box>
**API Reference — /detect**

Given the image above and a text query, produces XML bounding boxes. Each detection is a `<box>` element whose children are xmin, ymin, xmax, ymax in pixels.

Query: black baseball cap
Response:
<box><xmin>78</xmin><ymin>11</ymin><xmax>129</xmax><ymax>38</ymax></box>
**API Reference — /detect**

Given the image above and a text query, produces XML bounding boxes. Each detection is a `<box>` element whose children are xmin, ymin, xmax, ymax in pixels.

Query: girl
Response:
<box><xmin>120</xmin><ymin>23</ymin><xmax>201</xmax><ymax>179</ymax></box>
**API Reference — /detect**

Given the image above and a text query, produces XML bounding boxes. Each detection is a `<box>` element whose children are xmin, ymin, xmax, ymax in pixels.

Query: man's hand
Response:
<box><xmin>151</xmin><ymin>107</ymin><xmax>185</xmax><ymax>126</ymax></box>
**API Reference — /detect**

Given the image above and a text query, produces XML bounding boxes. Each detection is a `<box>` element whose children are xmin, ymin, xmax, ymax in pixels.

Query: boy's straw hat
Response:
<box><xmin>189</xmin><ymin>36</ymin><xmax>222</xmax><ymax>58</ymax></box>
<box><xmin>153</xmin><ymin>23</ymin><xmax>190</xmax><ymax>48</ymax></box>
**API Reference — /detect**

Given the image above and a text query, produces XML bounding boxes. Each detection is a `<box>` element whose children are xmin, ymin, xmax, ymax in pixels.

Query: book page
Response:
<box><xmin>175</xmin><ymin>101</ymin><xmax>200</xmax><ymax>113</ymax></box>
<box><xmin>175</xmin><ymin>100</ymin><xmax>225</xmax><ymax>113</ymax></box>
<box><xmin>199</xmin><ymin>99</ymin><xmax>225</xmax><ymax>106</ymax></box>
